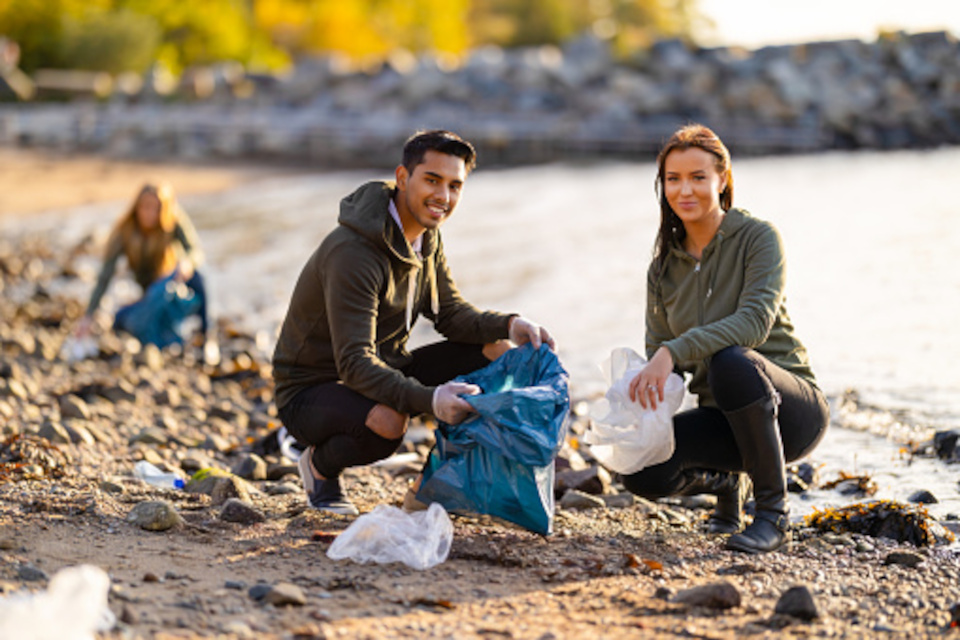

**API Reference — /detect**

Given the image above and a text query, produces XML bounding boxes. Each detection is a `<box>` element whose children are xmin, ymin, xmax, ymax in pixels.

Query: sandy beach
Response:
<box><xmin>1</xmin><ymin>147</ymin><xmax>959</xmax><ymax>639</ymax></box>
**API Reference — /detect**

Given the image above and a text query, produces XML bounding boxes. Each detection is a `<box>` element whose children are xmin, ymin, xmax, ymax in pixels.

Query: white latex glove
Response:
<box><xmin>432</xmin><ymin>381</ymin><xmax>482</xmax><ymax>424</ymax></box>
<box><xmin>508</xmin><ymin>316</ymin><xmax>556</xmax><ymax>351</ymax></box>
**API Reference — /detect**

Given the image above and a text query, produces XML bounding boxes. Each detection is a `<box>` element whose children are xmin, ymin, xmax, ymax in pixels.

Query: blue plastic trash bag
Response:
<box><xmin>113</xmin><ymin>274</ymin><xmax>200</xmax><ymax>348</ymax></box>
<box><xmin>416</xmin><ymin>343</ymin><xmax>570</xmax><ymax>535</ymax></box>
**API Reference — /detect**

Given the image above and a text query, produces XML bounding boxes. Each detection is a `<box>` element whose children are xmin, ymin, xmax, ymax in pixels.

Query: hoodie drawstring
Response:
<box><xmin>405</xmin><ymin>262</ymin><xmax>439</xmax><ymax>332</ymax></box>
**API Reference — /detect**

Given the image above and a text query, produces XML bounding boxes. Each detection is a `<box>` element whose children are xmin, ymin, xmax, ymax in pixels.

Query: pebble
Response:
<box><xmin>58</xmin><ymin>394</ymin><xmax>91</xmax><ymax>420</ymax></box>
<box><xmin>883</xmin><ymin>551</ymin><xmax>925</xmax><ymax>569</ymax></box>
<box><xmin>559</xmin><ymin>490</ymin><xmax>606</xmax><ymax>511</ymax></box>
<box><xmin>232</xmin><ymin>453</ymin><xmax>268</xmax><ymax>481</ymax></box>
<box><xmin>264</xmin><ymin>582</ymin><xmax>306</xmax><ymax>607</ymax></box>
<box><xmin>125</xmin><ymin>500</ymin><xmax>183</xmax><ymax>531</ymax></box>
<box><xmin>17</xmin><ymin>564</ymin><xmax>49</xmax><ymax>582</ymax></box>
<box><xmin>774</xmin><ymin>585</ymin><xmax>819</xmax><ymax>620</ymax></box>
<box><xmin>211</xmin><ymin>476</ymin><xmax>254</xmax><ymax>506</ymax></box>
<box><xmin>671</xmin><ymin>582</ymin><xmax>741</xmax><ymax>609</ymax></box>
<box><xmin>37</xmin><ymin>421</ymin><xmax>71</xmax><ymax>445</ymax></box>
<box><xmin>219</xmin><ymin>498</ymin><xmax>266</xmax><ymax>525</ymax></box>
<box><xmin>248</xmin><ymin>583</ymin><xmax>272</xmax><ymax>601</ymax></box>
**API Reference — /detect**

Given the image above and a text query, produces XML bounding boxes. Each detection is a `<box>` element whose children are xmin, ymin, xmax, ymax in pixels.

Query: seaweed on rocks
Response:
<box><xmin>805</xmin><ymin>499</ymin><xmax>955</xmax><ymax>547</ymax></box>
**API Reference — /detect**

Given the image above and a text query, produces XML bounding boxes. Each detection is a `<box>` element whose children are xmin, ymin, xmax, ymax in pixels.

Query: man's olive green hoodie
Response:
<box><xmin>273</xmin><ymin>181</ymin><xmax>513</xmax><ymax>415</ymax></box>
<box><xmin>646</xmin><ymin>207</ymin><xmax>816</xmax><ymax>408</ymax></box>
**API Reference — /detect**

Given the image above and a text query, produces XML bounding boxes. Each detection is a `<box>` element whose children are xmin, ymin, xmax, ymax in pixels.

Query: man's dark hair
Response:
<box><xmin>402</xmin><ymin>130</ymin><xmax>477</xmax><ymax>174</ymax></box>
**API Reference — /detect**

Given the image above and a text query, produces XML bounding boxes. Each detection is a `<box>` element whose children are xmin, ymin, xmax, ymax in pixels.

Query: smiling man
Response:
<box><xmin>273</xmin><ymin>130</ymin><xmax>553</xmax><ymax>515</ymax></box>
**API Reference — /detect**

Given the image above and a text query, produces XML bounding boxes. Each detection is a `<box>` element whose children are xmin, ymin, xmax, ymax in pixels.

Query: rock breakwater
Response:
<box><xmin>2</xmin><ymin>30</ymin><xmax>959</xmax><ymax>164</ymax></box>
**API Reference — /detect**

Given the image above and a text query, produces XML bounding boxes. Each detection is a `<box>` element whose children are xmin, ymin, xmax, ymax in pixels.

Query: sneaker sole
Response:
<box><xmin>297</xmin><ymin>446</ymin><xmax>317</xmax><ymax>496</ymax></box>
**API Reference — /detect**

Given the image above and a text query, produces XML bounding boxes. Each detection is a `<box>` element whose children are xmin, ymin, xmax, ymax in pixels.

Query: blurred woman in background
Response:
<box><xmin>75</xmin><ymin>182</ymin><xmax>212</xmax><ymax>354</ymax></box>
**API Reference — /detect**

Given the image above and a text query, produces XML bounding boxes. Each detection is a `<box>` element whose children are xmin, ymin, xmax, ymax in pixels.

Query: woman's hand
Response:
<box><xmin>174</xmin><ymin>260</ymin><xmax>194</xmax><ymax>282</ymax></box>
<box><xmin>73</xmin><ymin>315</ymin><xmax>93</xmax><ymax>338</ymax></box>
<box><xmin>628</xmin><ymin>346</ymin><xmax>674</xmax><ymax>410</ymax></box>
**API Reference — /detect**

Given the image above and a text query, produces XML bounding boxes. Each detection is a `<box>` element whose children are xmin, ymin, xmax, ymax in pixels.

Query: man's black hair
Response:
<box><xmin>402</xmin><ymin>130</ymin><xmax>477</xmax><ymax>174</ymax></box>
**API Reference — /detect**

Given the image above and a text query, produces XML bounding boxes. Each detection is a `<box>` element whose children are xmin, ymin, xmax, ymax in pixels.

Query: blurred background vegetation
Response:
<box><xmin>0</xmin><ymin>0</ymin><xmax>704</xmax><ymax>74</ymax></box>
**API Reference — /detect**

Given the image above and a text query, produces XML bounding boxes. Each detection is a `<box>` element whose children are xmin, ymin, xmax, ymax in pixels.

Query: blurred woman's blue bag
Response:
<box><xmin>417</xmin><ymin>344</ymin><xmax>570</xmax><ymax>535</ymax></box>
<box><xmin>113</xmin><ymin>274</ymin><xmax>201</xmax><ymax>348</ymax></box>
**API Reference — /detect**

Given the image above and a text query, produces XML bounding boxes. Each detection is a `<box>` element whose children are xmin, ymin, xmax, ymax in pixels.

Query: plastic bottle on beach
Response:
<box><xmin>134</xmin><ymin>461</ymin><xmax>186</xmax><ymax>490</ymax></box>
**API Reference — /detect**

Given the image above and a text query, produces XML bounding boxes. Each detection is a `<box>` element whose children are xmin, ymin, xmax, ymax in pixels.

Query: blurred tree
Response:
<box><xmin>470</xmin><ymin>0</ymin><xmax>702</xmax><ymax>52</ymax></box>
<box><xmin>0</xmin><ymin>0</ymin><xmax>702</xmax><ymax>75</ymax></box>
<box><xmin>253</xmin><ymin>0</ymin><xmax>469</xmax><ymax>60</ymax></box>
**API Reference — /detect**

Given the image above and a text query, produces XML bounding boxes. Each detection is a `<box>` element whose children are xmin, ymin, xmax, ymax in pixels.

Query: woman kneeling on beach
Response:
<box><xmin>624</xmin><ymin>124</ymin><xmax>829</xmax><ymax>554</ymax></box>
<box><xmin>75</xmin><ymin>182</ymin><xmax>211</xmax><ymax>351</ymax></box>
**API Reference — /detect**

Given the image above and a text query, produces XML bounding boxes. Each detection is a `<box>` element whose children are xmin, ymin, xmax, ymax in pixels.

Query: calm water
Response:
<box><xmin>7</xmin><ymin>147</ymin><xmax>960</xmax><ymax>518</ymax></box>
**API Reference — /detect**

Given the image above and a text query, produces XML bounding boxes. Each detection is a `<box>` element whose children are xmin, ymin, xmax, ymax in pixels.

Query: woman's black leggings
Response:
<box><xmin>278</xmin><ymin>342</ymin><xmax>491</xmax><ymax>479</ymax></box>
<box><xmin>622</xmin><ymin>346</ymin><xmax>829</xmax><ymax>498</ymax></box>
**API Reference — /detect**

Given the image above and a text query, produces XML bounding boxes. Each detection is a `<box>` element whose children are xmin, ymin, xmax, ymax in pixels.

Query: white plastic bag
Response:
<box><xmin>0</xmin><ymin>564</ymin><xmax>115</xmax><ymax>640</ymax></box>
<box><xmin>59</xmin><ymin>335</ymin><xmax>98</xmax><ymax>362</ymax></box>
<box><xmin>327</xmin><ymin>502</ymin><xmax>453</xmax><ymax>570</ymax></box>
<box><xmin>582</xmin><ymin>347</ymin><xmax>685</xmax><ymax>475</ymax></box>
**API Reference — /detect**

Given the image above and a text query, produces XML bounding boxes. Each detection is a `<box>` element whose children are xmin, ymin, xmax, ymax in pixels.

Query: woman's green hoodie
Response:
<box><xmin>273</xmin><ymin>181</ymin><xmax>513</xmax><ymax>415</ymax></box>
<box><xmin>646</xmin><ymin>207</ymin><xmax>816</xmax><ymax>408</ymax></box>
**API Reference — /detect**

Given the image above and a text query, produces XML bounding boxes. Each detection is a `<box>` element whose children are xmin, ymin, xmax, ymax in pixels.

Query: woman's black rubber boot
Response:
<box><xmin>677</xmin><ymin>469</ymin><xmax>751</xmax><ymax>534</ymax></box>
<box><xmin>723</xmin><ymin>395</ymin><xmax>790</xmax><ymax>554</ymax></box>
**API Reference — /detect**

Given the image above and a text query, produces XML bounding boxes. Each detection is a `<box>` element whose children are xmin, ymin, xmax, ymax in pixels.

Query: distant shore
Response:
<box><xmin>0</xmin><ymin>147</ymin><xmax>299</xmax><ymax>217</ymax></box>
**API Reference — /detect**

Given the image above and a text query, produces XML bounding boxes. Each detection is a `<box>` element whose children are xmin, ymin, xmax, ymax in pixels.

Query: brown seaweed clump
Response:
<box><xmin>0</xmin><ymin>433</ymin><xmax>71</xmax><ymax>482</ymax></box>
<box><xmin>805</xmin><ymin>499</ymin><xmax>955</xmax><ymax>547</ymax></box>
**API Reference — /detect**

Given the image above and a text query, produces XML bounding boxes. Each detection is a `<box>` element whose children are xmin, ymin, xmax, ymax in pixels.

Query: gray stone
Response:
<box><xmin>248</xmin><ymin>583</ymin><xmax>271</xmax><ymax>601</ymax></box>
<box><xmin>126</xmin><ymin>500</ymin><xmax>183</xmax><ymax>531</ymax></box>
<box><xmin>264</xmin><ymin>582</ymin><xmax>306</xmax><ymax>607</ymax></box>
<box><xmin>38</xmin><ymin>421</ymin><xmax>71</xmax><ymax>445</ymax></box>
<box><xmin>232</xmin><ymin>453</ymin><xmax>268</xmax><ymax>481</ymax></box>
<box><xmin>774</xmin><ymin>585</ymin><xmax>819</xmax><ymax>620</ymax></box>
<box><xmin>135</xmin><ymin>343</ymin><xmax>163</xmax><ymax>371</ymax></box>
<box><xmin>58</xmin><ymin>394</ymin><xmax>91</xmax><ymax>420</ymax></box>
<box><xmin>155</xmin><ymin>386</ymin><xmax>181</xmax><ymax>406</ymax></box>
<box><xmin>211</xmin><ymin>476</ymin><xmax>254</xmax><ymax>507</ymax></box>
<box><xmin>266</xmin><ymin>482</ymin><xmax>300</xmax><ymax>496</ymax></box>
<box><xmin>266</xmin><ymin>462</ymin><xmax>298</xmax><ymax>481</ymax></box>
<box><xmin>101</xmin><ymin>382</ymin><xmax>136</xmax><ymax>403</ymax></box>
<box><xmin>671</xmin><ymin>582</ymin><xmax>741</xmax><ymax>609</ymax></box>
<box><xmin>601</xmin><ymin>493</ymin><xmax>635</xmax><ymax>509</ymax></box>
<box><xmin>99</xmin><ymin>479</ymin><xmax>126</xmax><ymax>494</ymax></box>
<box><xmin>1</xmin><ymin>379</ymin><xmax>27</xmax><ymax>400</ymax></box>
<box><xmin>555</xmin><ymin>466</ymin><xmax>611</xmax><ymax>496</ymax></box>
<box><xmin>220</xmin><ymin>498</ymin><xmax>265</xmax><ymax>525</ymax></box>
<box><xmin>18</xmin><ymin>564</ymin><xmax>48</xmax><ymax>582</ymax></box>
<box><xmin>883</xmin><ymin>551</ymin><xmax>925</xmax><ymax>568</ymax></box>
<box><xmin>129</xmin><ymin>427</ymin><xmax>169</xmax><ymax>446</ymax></box>
<box><xmin>559</xmin><ymin>489</ymin><xmax>606</xmax><ymax>511</ymax></box>
<box><xmin>63</xmin><ymin>422</ymin><xmax>96</xmax><ymax>446</ymax></box>
<box><xmin>907</xmin><ymin>489</ymin><xmax>937</xmax><ymax>504</ymax></box>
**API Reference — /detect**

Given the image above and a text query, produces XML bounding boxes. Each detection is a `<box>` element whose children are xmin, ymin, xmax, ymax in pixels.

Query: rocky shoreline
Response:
<box><xmin>3</xmin><ymin>30</ymin><xmax>960</xmax><ymax>166</ymax></box>
<box><xmin>1</xmin><ymin>206</ymin><xmax>960</xmax><ymax>637</ymax></box>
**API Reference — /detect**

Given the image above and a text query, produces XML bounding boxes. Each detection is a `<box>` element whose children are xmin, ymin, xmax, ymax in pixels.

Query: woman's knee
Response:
<box><xmin>621</xmin><ymin>467</ymin><xmax>680</xmax><ymax>500</ymax></box>
<box><xmin>365</xmin><ymin>404</ymin><xmax>409</xmax><ymax>440</ymax></box>
<box><xmin>708</xmin><ymin>346</ymin><xmax>771</xmax><ymax>411</ymax></box>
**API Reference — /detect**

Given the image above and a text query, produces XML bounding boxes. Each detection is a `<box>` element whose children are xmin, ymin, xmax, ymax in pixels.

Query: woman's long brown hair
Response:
<box><xmin>104</xmin><ymin>183</ymin><xmax>179</xmax><ymax>284</ymax></box>
<box><xmin>653</xmin><ymin>124</ymin><xmax>733</xmax><ymax>269</ymax></box>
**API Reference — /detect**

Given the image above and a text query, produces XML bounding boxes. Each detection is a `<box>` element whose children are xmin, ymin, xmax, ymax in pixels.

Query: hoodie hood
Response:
<box><xmin>338</xmin><ymin>181</ymin><xmax>439</xmax><ymax>266</ymax></box>
<box><xmin>339</xmin><ymin>180</ymin><xmax>440</xmax><ymax>330</ymax></box>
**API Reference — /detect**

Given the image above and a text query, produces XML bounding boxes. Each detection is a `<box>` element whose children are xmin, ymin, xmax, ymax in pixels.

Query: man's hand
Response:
<box><xmin>508</xmin><ymin>316</ymin><xmax>556</xmax><ymax>351</ymax></box>
<box><xmin>432</xmin><ymin>381</ymin><xmax>481</xmax><ymax>424</ymax></box>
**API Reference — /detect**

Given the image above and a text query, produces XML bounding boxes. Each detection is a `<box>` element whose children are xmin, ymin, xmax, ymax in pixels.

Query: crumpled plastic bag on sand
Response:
<box><xmin>582</xmin><ymin>347</ymin><xmax>685</xmax><ymax>475</ymax></box>
<box><xmin>327</xmin><ymin>503</ymin><xmax>453</xmax><ymax>570</ymax></box>
<box><xmin>0</xmin><ymin>564</ymin><xmax>115</xmax><ymax>640</ymax></box>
